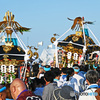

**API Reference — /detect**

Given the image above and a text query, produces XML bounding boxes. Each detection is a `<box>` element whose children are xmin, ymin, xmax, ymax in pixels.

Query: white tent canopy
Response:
<box><xmin>40</xmin><ymin>49</ymin><xmax>55</xmax><ymax>65</ymax></box>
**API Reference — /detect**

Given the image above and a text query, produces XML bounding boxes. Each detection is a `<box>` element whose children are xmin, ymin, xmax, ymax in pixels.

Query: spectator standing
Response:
<box><xmin>69</xmin><ymin>64</ymin><xmax>85</xmax><ymax>93</ymax></box>
<box><xmin>34</xmin><ymin>78</ymin><xmax>44</xmax><ymax>97</ymax></box>
<box><xmin>10</xmin><ymin>78</ymin><xmax>42</xmax><ymax>100</ymax></box>
<box><xmin>79</xmin><ymin>70</ymin><xmax>99</xmax><ymax>100</ymax></box>
<box><xmin>51</xmin><ymin>68</ymin><xmax>63</xmax><ymax>87</ymax></box>
<box><xmin>59</xmin><ymin>68</ymin><xmax>67</xmax><ymax>82</ymax></box>
<box><xmin>42</xmin><ymin>71</ymin><xmax>57</xmax><ymax>100</ymax></box>
<box><xmin>78</xmin><ymin>65</ymin><xmax>87</xmax><ymax>80</ymax></box>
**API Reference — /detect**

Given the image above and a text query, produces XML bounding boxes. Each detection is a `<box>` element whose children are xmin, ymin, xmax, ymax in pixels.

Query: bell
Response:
<box><xmin>31</xmin><ymin>72</ymin><xmax>34</xmax><ymax>77</ymax></box>
<box><xmin>31</xmin><ymin>72</ymin><xmax>34</xmax><ymax>75</ymax></box>
<box><xmin>14</xmin><ymin>68</ymin><xmax>18</xmax><ymax>71</ymax></box>
<box><xmin>26</xmin><ymin>72</ymin><xmax>29</xmax><ymax>77</ymax></box>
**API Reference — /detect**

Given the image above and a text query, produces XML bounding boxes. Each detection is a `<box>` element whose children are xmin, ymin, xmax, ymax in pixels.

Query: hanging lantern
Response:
<box><xmin>1</xmin><ymin>65</ymin><xmax>7</xmax><ymax>73</ymax></box>
<box><xmin>67</xmin><ymin>52</ymin><xmax>72</xmax><ymax>59</ymax></box>
<box><xmin>9</xmin><ymin>65</ymin><xmax>15</xmax><ymax>73</ymax></box>
<box><xmin>73</xmin><ymin>53</ymin><xmax>78</xmax><ymax>60</ymax></box>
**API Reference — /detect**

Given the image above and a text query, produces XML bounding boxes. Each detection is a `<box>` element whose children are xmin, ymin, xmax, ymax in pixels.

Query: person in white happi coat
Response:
<box><xmin>59</xmin><ymin>68</ymin><xmax>68</xmax><ymax>82</ymax></box>
<box><xmin>79</xmin><ymin>70</ymin><xmax>99</xmax><ymax>100</ymax></box>
<box><xmin>52</xmin><ymin>68</ymin><xmax>63</xmax><ymax>87</ymax></box>
<box><xmin>69</xmin><ymin>64</ymin><xmax>85</xmax><ymax>93</ymax></box>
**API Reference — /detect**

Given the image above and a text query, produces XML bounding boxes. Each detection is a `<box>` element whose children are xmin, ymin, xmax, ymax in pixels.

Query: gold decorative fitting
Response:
<box><xmin>72</xmin><ymin>36</ymin><xmax>79</xmax><ymax>42</ymax></box>
<box><xmin>14</xmin><ymin>72</ymin><xmax>17</xmax><ymax>75</ymax></box>
<box><xmin>5</xmin><ymin>42</ymin><xmax>13</xmax><ymax>46</ymax></box>
<box><xmin>75</xmin><ymin>31</ymin><xmax>82</xmax><ymax>36</ymax></box>
<box><xmin>27</xmin><ymin>49</ymin><xmax>34</xmax><ymax>59</ymax></box>
<box><xmin>2</xmin><ymin>45</ymin><xmax>12</xmax><ymax>53</ymax></box>
<box><xmin>86</xmin><ymin>43</ymin><xmax>91</xmax><ymax>46</ymax></box>
<box><xmin>33</xmin><ymin>52</ymin><xmax>39</xmax><ymax>59</ymax></box>
<box><xmin>27</xmin><ymin>46</ymin><xmax>39</xmax><ymax>59</ymax></box>
<box><xmin>51</xmin><ymin>37</ymin><xmax>56</xmax><ymax>43</ymax></box>
<box><xmin>78</xmin><ymin>49</ymin><xmax>83</xmax><ymax>54</ymax></box>
<box><xmin>84</xmin><ymin>36</ymin><xmax>95</xmax><ymax>46</ymax></box>
<box><xmin>3</xmin><ymin>55</ymin><xmax>9</xmax><ymax>58</ymax></box>
<box><xmin>0</xmin><ymin>57</ymin><xmax>23</xmax><ymax>66</ymax></box>
<box><xmin>26</xmin><ymin>72</ymin><xmax>29</xmax><ymax>77</ymax></box>
<box><xmin>17</xmin><ymin>47</ymin><xmax>21</xmax><ymax>52</ymax></box>
<box><xmin>67</xmin><ymin>43</ymin><xmax>73</xmax><ymax>46</ymax></box>
<box><xmin>67</xmin><ymin>43</ymin><xmax>74</xmax><ymax>49</ymax></box>
<box><xmin>34</xmin><ymin>47</ymin><xmax>38</xmax><ymax>51</ymax></box>
<box><xmin>31</xmin><ymin>72</ymin><xmax>34</xmax><ymax>75</ymax></box>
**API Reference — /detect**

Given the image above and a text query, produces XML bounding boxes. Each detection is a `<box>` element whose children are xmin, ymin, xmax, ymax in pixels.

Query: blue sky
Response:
<box><xmin>0</xmin><ymin>0</ymin><xmax>100</xmax><ymax>55</ymax></box>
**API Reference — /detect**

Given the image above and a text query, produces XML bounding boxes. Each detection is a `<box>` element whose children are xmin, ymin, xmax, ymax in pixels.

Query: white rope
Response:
<box><xmin>0</xmin><ymin>54</ymin><xmax>25</xmax><ymax>56</ymax></box>
<box><xmin>1</xmin><ymin>26</ymin><xmax>27</xmax><ymax>50</ymax></box>
<box><xmin>58</xmin><ymin>41</ymin><xmax>84</xmax><ymax>47</ymax></box>
<box><xmin>15</xmin><ymin>33</ymin><xmax>26</xmax><ymax>51</ymax></box>
<box><xmin>16</xmin><ymin>33</ymin><xmax>27</xmax><ymax>50</ymax></box>
<box><xmin>23</xmin><ymin>61</ymin><xmax>27</xmax><ymax>81</ymax></box>
<box><xmin>86</xmin><ymin>25</ymin><xmax>100</xmax><ymax>46</ymax></box>
<box><xmin>82</xmin><ymin>22</ymin><xmax>86</xmax><ymax>46</ymax></box>
<box><xmin>13</xmin><ymin>30</ymin><xmax>28</xmax><ymax>81</ymax></box>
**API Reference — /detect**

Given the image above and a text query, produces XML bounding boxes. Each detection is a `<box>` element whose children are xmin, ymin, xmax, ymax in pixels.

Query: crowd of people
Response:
<box><xmin>0</xmin><ymin>63</ymin><xmax>100</xmax><ymax>100</ymax></box>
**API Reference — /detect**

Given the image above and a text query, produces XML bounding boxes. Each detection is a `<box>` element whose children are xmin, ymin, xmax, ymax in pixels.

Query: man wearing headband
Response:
<box><xmin>0</xmin><ymin>85</ymin><xmax>6</xmax><ymax>100</ymax></box>
<box><xmin>69</xmin><ymin>64</ymin><xmax>85</xmax><ymax>93</ymax></box>
<box><xmin>43</xmin><ymin>65</ymin><xmax>51</xmax><ymax>72</ymax></box>
<box><xmin>52</xmin><ymin>68</ymin><xmax>63</xmax><ymax>88</ymax></box>
<box><xmin>37</xmin><ymin>65</ymin><xmax>51</xmax><ymax>79</ymax></box>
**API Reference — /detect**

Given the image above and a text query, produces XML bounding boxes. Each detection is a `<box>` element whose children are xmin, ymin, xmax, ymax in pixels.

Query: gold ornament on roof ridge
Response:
<box><xmin>51</xmin><ymin>37</ymin><xmax>56</xmax><ymax>43</ymax></box>
<box><xmin>17</xmin><ymin>47</ymin><xmax>21</xmax><ymax>52</ymax></box>
<box><xmin>27</xmin><ymin>46</ymin><xmax>39</xmax><ymax>59</ymax></box>
<box><xmin>67</xmin><ymin>17</ymin><xmax>94</xmax><ymax>31</ymax></box>
<box><xmin>51</xmin><ymin>33</ymin><xmax>59</xmax><ymax>43</ymax></box>
<box><xmin>0</xmin><ymin>11</ymin><xmax>31</xmax><ymax>42</ymax></box>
